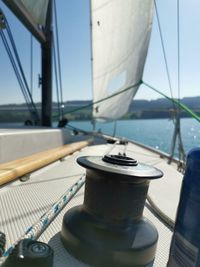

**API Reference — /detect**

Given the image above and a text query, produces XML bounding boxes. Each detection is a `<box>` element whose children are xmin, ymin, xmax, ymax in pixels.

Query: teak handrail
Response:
<box><xmin>0</xmin><ymin>140</ymin><xmax>92</xmax><ymax>186</ymax></box>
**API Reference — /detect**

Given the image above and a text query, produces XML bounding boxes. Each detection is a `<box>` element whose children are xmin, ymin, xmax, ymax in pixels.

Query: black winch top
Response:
<box><xmin>77</xmin><ymin>155</ymin><xmax>163</xmax><ymax>179</ymax></box>
<box><xmin>102</xmin><ymin>154</ymin><xmax>138</xmax><ymax>166</ymax></box>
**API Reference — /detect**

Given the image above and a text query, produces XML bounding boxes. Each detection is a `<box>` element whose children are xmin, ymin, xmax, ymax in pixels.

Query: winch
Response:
<box><xmin>61</xmin><ymin>154</ymin><xmax>163</xmax><ymax>267</ymax></box>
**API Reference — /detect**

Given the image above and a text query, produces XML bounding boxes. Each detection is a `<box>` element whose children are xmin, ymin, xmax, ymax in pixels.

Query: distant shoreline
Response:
<box><xmin>0</xmin><ymin>96</ymin><xmax>199</xmax><ymax>122</ymax></box>
<box><xmin>0</xmin><ymin>112</ymin><xmax>198</xmax><ymax>124</ymax></box>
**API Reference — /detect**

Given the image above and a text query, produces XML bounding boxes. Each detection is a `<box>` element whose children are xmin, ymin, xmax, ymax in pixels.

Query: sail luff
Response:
<box><xmin>90</xmin><ymin>0</ymin><xmax>95</xmax><ymax>128</ymax></box>
<box><xmin>2</xmin><ymin>0</ymin><xmax>47</xmax><ymax>43</ymax></box>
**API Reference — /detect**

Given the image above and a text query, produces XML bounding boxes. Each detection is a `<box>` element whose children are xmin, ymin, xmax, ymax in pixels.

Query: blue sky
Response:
<box><xmin>0</xmin><ymin>0</ymin><xmax>200</xmax><ymax>104</ymax></box>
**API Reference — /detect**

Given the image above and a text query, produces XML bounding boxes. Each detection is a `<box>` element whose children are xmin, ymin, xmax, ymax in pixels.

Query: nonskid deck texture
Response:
<box><xmin>0</xmin><ymin>141</ymin><xmax>182</xmax><ymax>266</ymax></box>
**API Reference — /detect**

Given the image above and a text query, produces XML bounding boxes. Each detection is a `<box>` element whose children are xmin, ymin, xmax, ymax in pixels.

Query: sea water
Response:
<box><xmin>1</xmin><ymin>118</ymin><xmax>199</xmax><ymax>156</ymax></box>
<box><xmin>69</xmin><ymin>118</ymin><xmax>200</xmax><ymax>156</ymax></box>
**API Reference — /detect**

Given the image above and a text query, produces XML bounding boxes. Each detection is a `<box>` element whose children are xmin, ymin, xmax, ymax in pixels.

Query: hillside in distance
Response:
<box><xmin>0</xmin><ymin>96</ymin><xmax>200</xmax><ymax>122</ymax></box>
<box><xmin>127</xmin><ymin>96</ymin><xmax>200</xmax><ymax>119</ymax></box>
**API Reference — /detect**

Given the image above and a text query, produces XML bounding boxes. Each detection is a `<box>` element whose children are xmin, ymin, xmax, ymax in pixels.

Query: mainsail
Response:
<box><xmin>91</xmin><ymin>0</ymin><xmax>154</xmax><ymax>121</ymax></box>
<box><xmin>19</xmin><ymin>0</ymin><xmax>49</xmax><ymax>26</ymax></box>
<box><xmin>2</xmin><ymin>0</ymin><xmax>49</xmax><ymax>42</ymax></box>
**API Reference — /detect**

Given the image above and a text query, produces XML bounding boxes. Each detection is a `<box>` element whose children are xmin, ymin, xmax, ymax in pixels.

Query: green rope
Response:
<box><xmin>142</xmin><ymin>81</ymin><xmax>200</xmax><ymax>123</ymax></box>
<box><xmin>53</xmin><ymin>79</ymin><xmax>200</xmax><ymax>123</ymax></box>
<box><xmin>53</xmin><ymin>81</ymin><xmax>142</xmax><ymax>118</ymax></box>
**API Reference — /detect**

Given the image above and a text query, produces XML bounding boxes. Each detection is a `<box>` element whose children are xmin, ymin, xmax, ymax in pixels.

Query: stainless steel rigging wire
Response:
<box><xmin>53</xmin><ymin>0</ymin><xmax>64</xmax><ymax>119</ymax></box>
<box><xmin>0</xmin><ymin>9</ymin><xmax>40</xmax><ymax>123</ymax></box>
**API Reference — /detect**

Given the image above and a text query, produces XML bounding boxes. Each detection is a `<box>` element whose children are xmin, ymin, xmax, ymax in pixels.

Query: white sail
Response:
<box><xmin>19</xmin><ymin>0</ymin><xmax>49</xmax><ymax>26</ymax></box>
<box><xmin>91</xmin><ymin>0</ymin><xmax>154</xmax><ymax>121</ymax></box>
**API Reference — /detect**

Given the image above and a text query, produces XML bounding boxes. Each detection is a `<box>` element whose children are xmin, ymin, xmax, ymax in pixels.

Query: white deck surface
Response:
<box><xmin>0</xmin><ymin>127</ymin><xmax>73</xmax><ymax>163</ymax></box>
<box><xmin>0</xmin><ymin>141</ymin><xmax>183</xmax><ymax>266</ymax></box>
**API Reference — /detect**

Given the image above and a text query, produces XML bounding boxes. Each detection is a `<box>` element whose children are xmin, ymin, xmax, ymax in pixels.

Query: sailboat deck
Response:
<box><xmin>0</xmin><ymin>140</ymin><xmax>182</xmax><ymax>266</ymax></box>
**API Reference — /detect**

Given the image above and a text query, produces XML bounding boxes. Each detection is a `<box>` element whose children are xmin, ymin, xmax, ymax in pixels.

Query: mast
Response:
<box><xmin>41</xmin><ymin>0</ymin><xmax>52</xmax><ymax>126</ymax></box>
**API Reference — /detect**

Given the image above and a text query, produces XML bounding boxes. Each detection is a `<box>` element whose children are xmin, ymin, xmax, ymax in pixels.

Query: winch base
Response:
<box><xmin>61</xmin><ymin>206</ymin><xmax>158</xmax><ymax>267</ymax></box>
